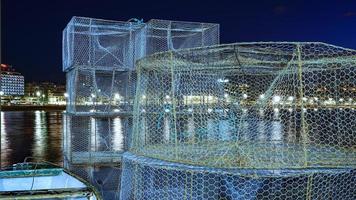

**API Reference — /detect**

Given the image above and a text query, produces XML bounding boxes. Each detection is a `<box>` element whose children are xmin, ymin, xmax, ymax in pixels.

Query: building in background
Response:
<box><xmin>0</xmin><ymin>64</ymin><xmax>25</xmax><ymax>104</ymax></box>
<box><xmin>24</xmin><ymin>82</ymin><xmax>66</xmax><ymax>105</ymax></box>
<box><xmin>0</xmin><ymin>64</ymin><xmax>66</xmax><ymax>106</ymax></box>
<box><xmin>0</xmin><ymin>64</ymin><xmax>25</xmax><ymax>96</ymax></box>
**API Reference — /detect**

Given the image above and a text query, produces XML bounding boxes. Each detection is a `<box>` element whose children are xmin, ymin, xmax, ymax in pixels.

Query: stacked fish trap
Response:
<box><xmin>62</xmin><ymin>16</ymin><xmax>219</xmax><ymax>199</ymax></box>
<box><xmin>120</xmin><ymin>42</ymin><xmax>356</xmax><ymax>200</ymax></box>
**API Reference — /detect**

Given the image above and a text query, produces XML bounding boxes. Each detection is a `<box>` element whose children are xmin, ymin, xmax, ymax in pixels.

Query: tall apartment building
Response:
<box><xmin>0</xmin><ymin>64</ymin><xmax>24</xmax><ymax>96</ymax></box>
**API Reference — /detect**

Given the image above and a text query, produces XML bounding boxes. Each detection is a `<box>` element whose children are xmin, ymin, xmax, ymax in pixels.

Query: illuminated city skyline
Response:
<box><xmin>2</xmin><ymin>0</ymin><xmax>356</xmax><ymax>83</ymax></box>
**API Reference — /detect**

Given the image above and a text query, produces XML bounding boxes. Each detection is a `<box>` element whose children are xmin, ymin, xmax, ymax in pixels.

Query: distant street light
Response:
<box><xmin>41</xmin><ymin>94</ymin><xmax>46</xmax><ymax>105</ymax></box>
<box><xmin>36</xmin><ymin>91</ymin><xmax>41</xmax><ymax>105</ymax></box>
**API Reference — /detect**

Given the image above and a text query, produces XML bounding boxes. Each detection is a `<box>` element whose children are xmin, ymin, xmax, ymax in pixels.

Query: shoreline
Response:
<box><xmin>0</xmin><ymin>105</ymin><xmax>66</xmax><ymax>111</ymax></box>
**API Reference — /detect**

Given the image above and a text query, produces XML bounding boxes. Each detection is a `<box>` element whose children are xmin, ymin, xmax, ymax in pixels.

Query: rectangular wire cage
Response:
<box><xmin>62</xmin><ymin>17</ymin><xmax>220</xmax><ymax>199</ymax></box>
<box><xmin>63</xmin><ymin>112</ymin><xmax>132</xmax><ymax>164</ymax></box>
<box><xmin>63</xmin><ymin>160</ymin><xmax>122</xmax><ymax>200</ymax></box>
<box><xmin>62</xmin><ymin>16</ymin><xmax>146</xmax><ymax>72</ymax></box>
<box><xmin>63</xmin><ymin>18</ymin><xmax>219</xmax><ymax>114</ymax></box>
<box><xmin>145</xmin><ymin>19</ymin><xmax>219</xmax><ymax>55</ymax></box>
<box><xmin>65</xmin><ymin>67</ymin><xmax>136</xmax><ymax>113</ymax></box>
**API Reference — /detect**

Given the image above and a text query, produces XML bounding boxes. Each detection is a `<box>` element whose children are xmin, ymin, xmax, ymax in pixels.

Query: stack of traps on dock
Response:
<box><xmin>63</xmin><ymin>17</ymin><xmax>219</xmax><ymax>114</ymax></box>
<box><xmin>62</xmin><ymin>16</ymin><xmax>356</xmax><ymax>200</ymax></box>
<box><xmin>62</xmin><ymin>17</ymin><xmax>219</xmax><ymax>164</ymax></box>
<box><xmin>62</xmin><ymin>16</ymin><xmax>220</xmax><ymax>199</ymax></box>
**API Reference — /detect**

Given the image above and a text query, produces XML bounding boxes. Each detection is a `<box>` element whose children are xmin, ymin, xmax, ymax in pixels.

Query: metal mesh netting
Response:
<box><xmin>120</xmin><ymin>42</ymin><xmax>356</xmax><ymax>199</ymax></box>
<box><xmin>64</xmin><ymin>160</ymin><xmax>122</xmax><ymax>200</ymax></box>
<box><xmin>63</xmin><ymin>17</ymin><xmax>219</xmax><ymax>164</ymax></box>
<box><xmin>121</xmin><ymin>152</ymin><xmax>355</xmax><ymax>200</ymax></box>
<box><xmin>63</xmin><ymin>17</ymin><xmax>219</xmax><ymax>72</ymax></box>
<box><xmin>62</xmin><ymin>17</ymin><xmax>220</xmax><ymax>199</ymax></box>
<box><xmin>63</xmin><ymin>112</ymin><xmax>130</xmax><ymax>164</ymax></box>
<box><xmin>130</xmin><ymin>42</ymin><xmax>356</xmax><ymax>169</ymax></box>
<box><xmin>62</xmin><ymin>17</ymin><xmax>146</xmax><ymax>72</ymax></box>
<box><xmin>65</xmin><ymin>68</ymin><xmax>135</xmax><ymax>113</ymax></box>
<box><xmin>145</xmin><ymin>19</ymin><xmax>219</xmax><ymax>55</ymax></box>
<box><xmin>63</xmin><ymin>17</ymin><xmax>219</xmax><ymax>114</ymax></box>
<box><xmin>63</xmin><ymin>16</ymin><xmax>144</xmax><ymax>114</ymax></box>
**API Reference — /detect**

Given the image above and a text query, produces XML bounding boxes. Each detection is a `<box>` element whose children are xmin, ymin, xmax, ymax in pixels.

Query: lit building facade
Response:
<box><xmin>24</xmin><ymin>82</ymin><xmax>66</xmax><ymax>105</ymax></box>
<box><xmin>0</xmin><ymin>64</ymin><xmax>24</xmax><ymax>96</ymax></box>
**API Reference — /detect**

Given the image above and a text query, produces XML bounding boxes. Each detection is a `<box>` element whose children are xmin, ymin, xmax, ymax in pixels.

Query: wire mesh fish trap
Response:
<box><xmin>63</xmin><ymin>112</ymin><xmax>131</xmax><ymax>164</ymax></box>
<box><xmin>120</xmin><ymin>152</ymin><xmax>355</xmax><ymax>200</ymax></box>
<box><xmin>62</xmin><ymin>17</ymin><xmax>221</xmax><ymax>199</ymax></box>
<box><xmin>64</xmin><ymin>160</ymin><xmax>122</xmax><ymax>200</ymax></box>
<box><xmin>63</xmin><ymin>17</ymin><xmax>219</xmax><ymax>72</ymax></box>
<box><xmin>120</xmin><ymin>42</ymin><xmax>356</xmax><ymax>199</ymax></box>
<box><xmin>145</xmin><ymin>19</ymin><xmax>219</xmax><ymax>55</ymax></box>
<box><xmin>62</xmin><ymin>16</ymin><xmax>146</xmax><ymax>72</ymax></box>
<box><xmin>63</xmin><ymin>17</ymin><xmax>144</xmax><ymax>114</ymax></box>
<box><xmin>65</xmin><ymin>67</ymin><xmax>136</xmax><ymax>113</ymax></box>
<box><xmin>131</xmin><ymin>42</ymin><xmax>356</xmax><ymax>169</ymax></box>
<box><xmin>63</xmin><ymin>18</ymin><xmax>219</xmax><ymax>114</ymax></box>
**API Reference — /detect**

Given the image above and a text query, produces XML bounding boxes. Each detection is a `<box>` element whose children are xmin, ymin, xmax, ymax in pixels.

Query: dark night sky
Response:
<box><xmin>2</xmin><ymin>0</ymin><xmax>356</xmax><ymax>83</ymax></box>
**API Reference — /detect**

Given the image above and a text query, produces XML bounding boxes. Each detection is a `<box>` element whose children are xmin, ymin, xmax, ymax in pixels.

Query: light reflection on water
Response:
<box><xmin>143</xmin><ymin>108</ymin><xmax>355</xmax><ymax>148</ymax></box>
<box><xmin>1</xmin><ymin>112</ymin><xmax>10</xmax><ymax>165</ymax></box>
<box><xmin>33</xmin><ymin>111</ymin><xmax>47</xmax><ymax>159</ymax></box>
<box><xmin>0</xmin><ymin>111</ymin><xmax>63</xmax><ymax>167</ymax></box>
<box><xmin>0</xmin><ymin>111</ymin><xmax>127</xmax><ymax>168</ymax></box>
<box><xmin>112</xmin><ymin>117</ymin><xmax>124</xmax><ymax>151</ymax></box>
<box><xmin>1</xmin><ymin>109</ymin><xmax>353</xmax><ymax>167</ymax></box>
<box><xmin>90</xmin><ymin>117</ymin><xmax>96</xmax><ymax>152</ymax></box>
